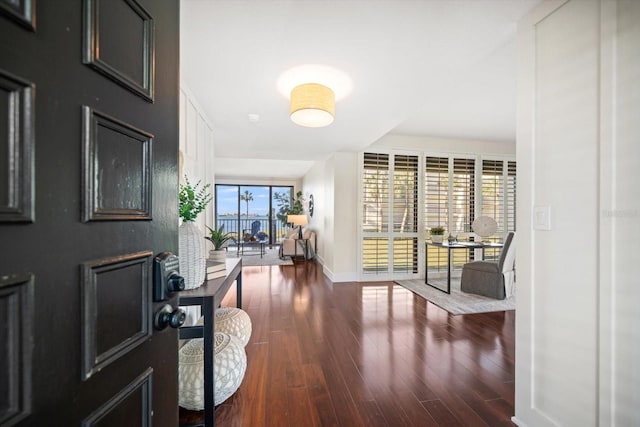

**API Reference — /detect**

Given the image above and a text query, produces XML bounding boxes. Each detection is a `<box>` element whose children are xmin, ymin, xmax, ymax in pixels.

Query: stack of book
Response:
<box><xmin>206</xmin><ymin>260</ymin><xmax>227</xmax><ymax>281</ymax></box>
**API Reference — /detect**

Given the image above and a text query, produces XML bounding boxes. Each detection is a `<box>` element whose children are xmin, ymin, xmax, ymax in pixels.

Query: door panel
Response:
<box><xmin>0</xmin><ymin>1</ymin><xmax>180</xmax><ymax>425</ymax></box>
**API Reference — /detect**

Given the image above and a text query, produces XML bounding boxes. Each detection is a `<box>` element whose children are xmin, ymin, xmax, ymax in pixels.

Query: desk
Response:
<box><xmin>425</xmin><ymin>241</ymin><xmax>503</xmax><ymax>294</ymax></box>
<box><xmin>178</xmin><ymin>257</ymin><xmax>242</xmax><ymax>427</ymax></box>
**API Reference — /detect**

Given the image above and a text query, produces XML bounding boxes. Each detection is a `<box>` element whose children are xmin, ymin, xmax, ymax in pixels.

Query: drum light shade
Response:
<box><xmin>290</xmin><ymin>83</ymin><xmax>335</xmax><ymax>127</ymax></box>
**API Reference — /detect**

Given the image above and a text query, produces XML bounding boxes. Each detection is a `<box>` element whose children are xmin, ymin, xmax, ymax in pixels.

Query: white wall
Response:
<box><xmin>179</xmin><ymin>83</ymin><xmax>215</xmax><ymax>232</ymax></box>
<box><xmin>302</xmin><ymin>159</ymin><xmax>327</xmax><ymax>266</ymax></box>
<box><xmin>371</xmin><ymin>133</ymin><xmax>515</xmax><ymax>156</ymax></box>
<box><xmin>515</xmin><ymin>1</ymin><xmax>640</xmax><ymax>425</ymax></box>
<box><xmin>303</xmin><ymin>152</ymin><xmax>359</xmax><ymax>282</ymax></box>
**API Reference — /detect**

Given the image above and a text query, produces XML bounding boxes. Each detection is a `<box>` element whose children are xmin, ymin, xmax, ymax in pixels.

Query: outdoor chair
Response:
<box><xmin>242</xmin><ymin>220</ymin><xmax>261</xmax><ymax>241</ymax></box>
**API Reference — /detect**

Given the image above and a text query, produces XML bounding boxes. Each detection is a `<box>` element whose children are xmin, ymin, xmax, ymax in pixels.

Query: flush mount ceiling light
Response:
<box><xmin>290</xmin><ymin>83</ymin><xmax>335</xmax><ymax>128</ymax></box>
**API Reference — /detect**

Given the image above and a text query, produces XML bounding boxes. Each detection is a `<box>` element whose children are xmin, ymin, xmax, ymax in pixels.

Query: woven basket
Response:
<box><xmin>178</xmin><ymin>333</ymin><xmax>247</xmax><ymax>409</ymax></box>
<box><xmin>179</xmin><ymin>221</ymin><xmax>206</xmax><ymax>289</ymax></box>
<box><xmin>197</xmin><ymin>308</ymin><xmax>252</xmax><ymax>347</ymax></box>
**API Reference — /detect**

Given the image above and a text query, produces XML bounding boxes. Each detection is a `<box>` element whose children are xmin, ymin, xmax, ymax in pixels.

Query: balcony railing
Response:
<box><xmin>216</xmin><ymin>217</ymin><xmax>288</xmax><ymax>245</ymax></box>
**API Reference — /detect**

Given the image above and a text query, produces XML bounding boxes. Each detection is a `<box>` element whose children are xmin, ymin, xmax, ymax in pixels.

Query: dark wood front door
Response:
<box><xmin>0</xmin><ymin>1</ymin><xmax>180</xmax><ymax>425</ymax></box>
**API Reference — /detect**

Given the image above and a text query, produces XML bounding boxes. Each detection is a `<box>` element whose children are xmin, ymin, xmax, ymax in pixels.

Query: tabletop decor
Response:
<box><xmin>179</xmin><ymin>177</ymin><xmax>212</xmax><ymax>289</ymax></box>
<box><xmin>429</xmin><ymin>226</ymin><xmax>445</xmax><ymax>243</ymax></box>
<box><xmin>205</xmin><ymin>224</ymin><xmax>234</xmax><ymax>263</ymax></box>
<box><xmin>472</xmin><ymin>216</ymin><xmax>498</xmax><ymax>241</ymax></box>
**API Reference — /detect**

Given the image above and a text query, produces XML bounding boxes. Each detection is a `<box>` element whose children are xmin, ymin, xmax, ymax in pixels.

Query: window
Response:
<box><xmin>481</xmin><ymin>159</ymin><xmax>516</xmax><ymax>232</ymax></box>
<box><xmin>362</xmin><ymin>153</ymin><xmax>389</xmax><ymax>233</ymax></box>
<box><xmin>360</xmin><ymin>152</ymin><xmax>516</xmax><ymax>279</ymax></box>
<box><xmin>424</xmin><ymin>156</ymin><xmax>475</xmax><ymax>272</ymax></box>
<box><xmin>361</xmin><ymin>153</ymin><xmax>419</xmax><ymax>275</ymax></box>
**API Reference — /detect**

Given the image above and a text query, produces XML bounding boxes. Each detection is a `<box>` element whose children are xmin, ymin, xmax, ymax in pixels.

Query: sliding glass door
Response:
<box><xmin>215</xmin><ymin>184</ymin><xmax>293</xmax><ymax>245</ymax></box>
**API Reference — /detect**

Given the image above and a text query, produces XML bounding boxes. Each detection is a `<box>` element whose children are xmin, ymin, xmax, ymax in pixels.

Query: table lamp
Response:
<box><xmin>287</xmin><ymin>214</ymin><xmax>308</xmax><ymax>239</ymax></box>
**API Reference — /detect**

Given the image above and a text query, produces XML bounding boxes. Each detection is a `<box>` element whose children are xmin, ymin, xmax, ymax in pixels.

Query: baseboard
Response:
<box><xmin>322</xmin><ymin>265</ymin><xmax>358</xmax><ymax>283</ymax></box>
<box><xmin>511</xmin><ymin>416</ymin><xmax>528</xmax><ymax>427</ymax></box>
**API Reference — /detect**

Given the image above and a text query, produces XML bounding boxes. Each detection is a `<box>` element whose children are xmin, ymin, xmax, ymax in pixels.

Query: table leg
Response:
<box><xmin>236</xmin><ymin>271</ymin><xmax>242</xmax><ymax>309</ymax></box>
<box><xmin>425</xmin><ymin>243</ymin><xmax>451</xmax><ymax>294</ymax></box>
<box><xmin>425</xmin><ymin>243</ymin><xmax>429</xmax><ymax>285</ymax></box>
<box><xmin>202</xmin><ymin>298</ymin><xmax>215</xmax><ymax>427</ymax></box>
<box><xmin>447</xmin><ymin>246</ymin><xmax>452</xmax><ymax>294</ymax></box>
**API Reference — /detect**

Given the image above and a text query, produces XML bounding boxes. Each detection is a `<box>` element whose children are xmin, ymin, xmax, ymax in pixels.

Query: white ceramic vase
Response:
<box><xmin>431</xmin><ymin>235</ymin><xmax>443</xmax><ymax>243</ymax></box>
<box><xmin>179</xmin><ymin>221</ymin><xmax>206</xmax><ymax>289</ymax></box>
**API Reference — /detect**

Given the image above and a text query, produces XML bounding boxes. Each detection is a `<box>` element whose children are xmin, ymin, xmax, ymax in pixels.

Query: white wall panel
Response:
<box><xmin>516</xmin><ymin>1</ymin><xmax>640</xmax><ymax>426</ymax></box>
<box><xmin>179</xmin><ymin>84</ymin><xmax>215</xmax><ymax>233</ymax></box>
<box><xmin>532</xmin><ymin>1</ymin><xmax>599</xmax><ymax>424</ymax></box>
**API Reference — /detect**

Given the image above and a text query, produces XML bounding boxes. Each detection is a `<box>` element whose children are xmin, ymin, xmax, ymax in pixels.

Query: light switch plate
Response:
<box><xmin>533</xmin><ymin>206</ymin><xmax>551</xmax><ymax>230</ymax></box>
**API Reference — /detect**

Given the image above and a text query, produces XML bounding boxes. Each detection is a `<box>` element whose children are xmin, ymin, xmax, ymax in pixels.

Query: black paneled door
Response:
<box><xmin>0</xmin><ymin>1</ymin><xmax>180</xmax><ymax>426</ymax></box>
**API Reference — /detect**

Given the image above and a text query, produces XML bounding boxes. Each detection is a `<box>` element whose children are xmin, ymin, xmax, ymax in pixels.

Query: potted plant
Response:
<box><xmin>273</xmin><ymin>190</ymin><xmax>305</xmax><ymax>226</ymax></box>
<box><xmin>178</xmin><ymin>177</ymin><xmax>212</xmax><ymax>289</ymax></box>
<box><xmin>429</xmin><ymin>226</ymin><xmax>445</xmax><ymax>243</ymax></box>
<box><xmin>205</xmin><ymin>225</ymin><xmax>235</xmax><ymax>262</ymax></box>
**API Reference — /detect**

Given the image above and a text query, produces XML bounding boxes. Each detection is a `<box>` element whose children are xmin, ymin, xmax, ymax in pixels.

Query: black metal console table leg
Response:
<box><xmin>424</xmin><ymin>242</ymin><xmax>452</xmax><ymax>294</ymax></box>
<box><xmin>202</xmin><ymin>298</ymin><xmax>215</xmax><ymax>427</ymax></box>
<box><xmin>236</xmin><ymin>272</ymin><xmax>242</xmax><ymax>309</ymax></box>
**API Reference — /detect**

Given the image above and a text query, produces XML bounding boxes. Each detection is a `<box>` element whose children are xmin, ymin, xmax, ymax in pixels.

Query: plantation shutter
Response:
<box><xmin>507</xmin><ymin>161</ymin><xmax>516</xmax><ymax>231</ymax></box>
<box><xmin>452</xmin><ymin>159</ymin><xmax>475</xmax><ymax>234</ymax></box>
<box><xmin>481</xmin><ymin>159</ymin><xmax>517</xmax><ymax>233</ymax></box>
<box><xmin>424</xmin><ymin>157</ymin><xmax>449</xmax><ymax>231</ymax></box>
<box><xmin>393</xmin><ymin>155</ymin><xmax>418</xmax><ymax>233</ymax></box>
<box><xmin>393</xmin><ymin>155</ymin><xmax>418</xmax><ymax>273</ymax></box>
<box><xmin>361</xmin><ymin>152</ymin><xmax>418</xmax><ymax>275</ymax></box>
<box><xmin>424</xmin><ymin>156</ymin><xmax>475</xmax><ymax>271</ymax></box>
<box><xmin>362</xmin><ymin>153</ymin><xmax>389</xmax><ymax>233</ymax></box>
<box><xmin>362</xmin><ymin>153</ymin><xmax>389</xmax><ymax>274</ymax></box>
<box><xmin>482</xmin><ymin>160</ymin><xmax>505</xmax><ymax>231</ymax></box>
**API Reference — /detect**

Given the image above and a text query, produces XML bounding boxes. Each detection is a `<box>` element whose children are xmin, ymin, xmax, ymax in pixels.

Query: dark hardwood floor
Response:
<box><xmin>182</xmin><ymin>260</ymin><xmax>515</xmax><ymax>427</ymax></box>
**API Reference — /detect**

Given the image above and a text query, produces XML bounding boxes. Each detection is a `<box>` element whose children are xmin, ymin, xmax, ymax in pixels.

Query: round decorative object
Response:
<box><xmin>178</xmin><ymin>333</ymin><xmax>247</xmax><ymax>409</ymax></box>
<box><xmin>308</xmin><ymin>194</ymin><xmax>314</xmax><ymax>217</ymax></box>
<box><xmin>213</xmin><ymin>308</ymin><xmax>253</xmax><ymax>347</ymax></box>
<box><xmin>179</xmin><ymin>222</ymin><xmax>206</xmax><ymax>289</ymax></box>
<box><xmin>472</xmin><ymin>216</ymin><xmax>498</xmax><ymax>238</ymax></box>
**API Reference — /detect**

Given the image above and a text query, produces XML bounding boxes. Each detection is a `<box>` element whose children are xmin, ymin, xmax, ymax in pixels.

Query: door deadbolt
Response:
<box><xmin>153</xmin><ymin>252</ymin><xmax>185</xmax><ymax>301</ymax></box>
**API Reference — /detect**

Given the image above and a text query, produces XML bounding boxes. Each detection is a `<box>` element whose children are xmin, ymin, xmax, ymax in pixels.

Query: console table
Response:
<box><xmin>425</xmin><ymin>241</ymin><xmax>503</xmax><ymax>294</ymax></box>
<box><xmin>178</xmin><ymin>257</ymin><xmax>242</xmax><ymax>427</ymax></box>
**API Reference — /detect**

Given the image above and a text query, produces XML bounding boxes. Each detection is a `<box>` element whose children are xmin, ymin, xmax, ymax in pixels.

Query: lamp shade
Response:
<box><xmin>290</xmin><ymin>83</ymin><xmax>335</xmax><ymax>127</ymax></box>
<box><xmin>287</xmin><ymin>214</ymin><xmax>308</xmax><ymax>227</ymax></box>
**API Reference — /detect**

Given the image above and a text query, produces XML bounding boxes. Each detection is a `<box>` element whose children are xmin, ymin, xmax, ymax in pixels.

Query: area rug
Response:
<box><xmin>394</xmin><ymin>279</ymin><xmax>515</xmax><ymax>315</ymax></box>
<box><xmin>226</xmin><ymin>247</ymin><xmax>293</xmax><ymax>267</ymax></box>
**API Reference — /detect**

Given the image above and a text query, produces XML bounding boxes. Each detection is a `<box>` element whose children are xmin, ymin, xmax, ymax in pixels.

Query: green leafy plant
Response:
<box><xmin>205</xmin><ymin>224</ymin><xmax>235</xmax><ymax>250</ymax></box>
<box><xmin>179</xmin><ymin>177</ymin><xmax>212</xmax><ymax>222</ymax></box>
<box><xmin>429</xmin><ymin>226</ymin><xmax>445</xmax><ymax>235</ymax></box>
<box><xmin>273</xmin><ymin>190</ymin><xmax>305</xmax><ymax>226</ymax></box>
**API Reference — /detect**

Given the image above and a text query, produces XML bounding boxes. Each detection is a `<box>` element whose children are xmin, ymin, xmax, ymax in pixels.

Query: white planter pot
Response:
<box><xmin>431</xmin><ymin>235</ymin><xmax>443</xmax><ymax>243</ymax></box>
<box><xmin>209</xmin><ymin>249</ymin><xmax>226</xmax><ymax>263</ymax></box>
<box><xmin>179</xmin><ymin>222</ymin><xmax>206</xmax><ymax>289</ymax></box>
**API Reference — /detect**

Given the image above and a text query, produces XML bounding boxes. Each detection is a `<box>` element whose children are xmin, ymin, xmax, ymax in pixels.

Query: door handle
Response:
<box><xmin>154</xmin><ymin>304</ymin><xmax>186</xmax><ymax>330</ymax></box>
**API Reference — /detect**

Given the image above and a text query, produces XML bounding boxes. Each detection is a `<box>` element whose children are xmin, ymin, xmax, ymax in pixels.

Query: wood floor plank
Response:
<box><xmin>210</xmin><ymin>262</ymin><xmax>515</xmax><ymax>426</ymax></box>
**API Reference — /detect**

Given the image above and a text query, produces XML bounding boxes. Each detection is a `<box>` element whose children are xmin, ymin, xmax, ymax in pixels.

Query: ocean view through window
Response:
<box><xmin>215</xmin><ymin>185</ymin><xmax>293</xmax><ymax>245</ymax></box>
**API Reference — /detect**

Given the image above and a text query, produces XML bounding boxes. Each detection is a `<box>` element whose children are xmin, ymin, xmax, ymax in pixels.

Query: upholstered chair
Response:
<box><xmin>460</xmin><ymin>232</ymin><xmax>516</xmax><ymax>300</ymax></box>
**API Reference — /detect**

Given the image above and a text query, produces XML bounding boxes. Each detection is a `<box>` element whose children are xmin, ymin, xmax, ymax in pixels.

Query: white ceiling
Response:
<box><xmin>180</xmin><ymin>0</ymin><xmax>539</xmax><ymax>179</ymax></box>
